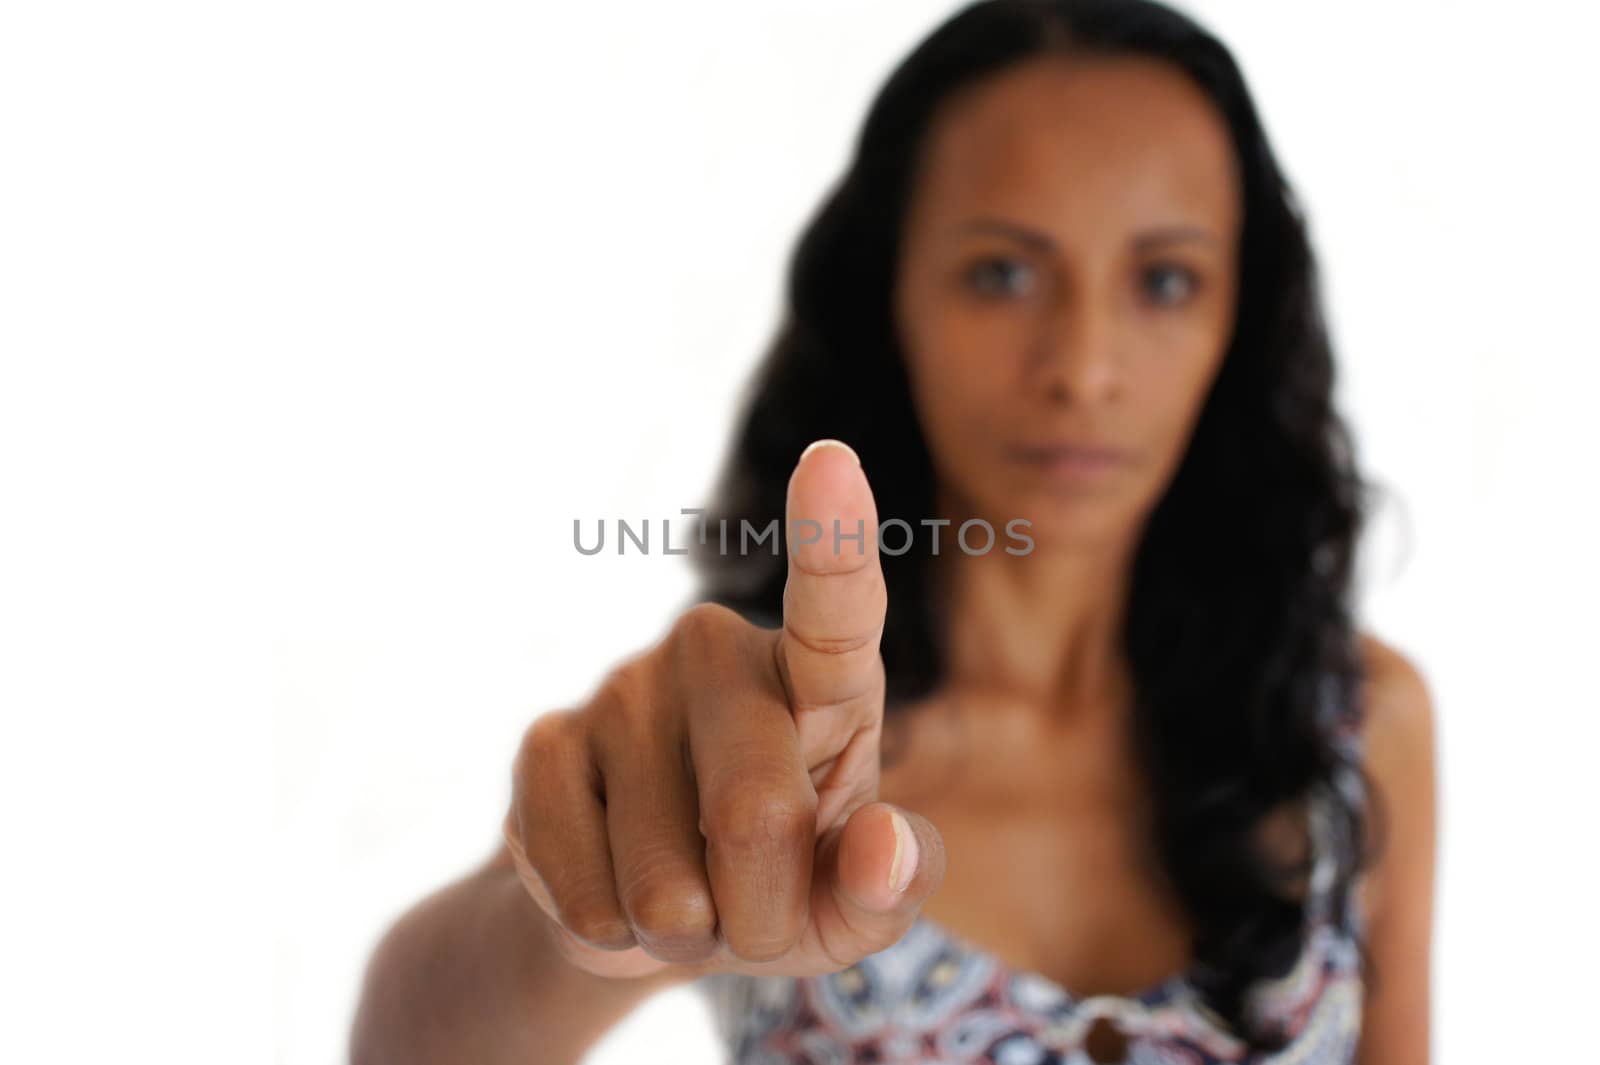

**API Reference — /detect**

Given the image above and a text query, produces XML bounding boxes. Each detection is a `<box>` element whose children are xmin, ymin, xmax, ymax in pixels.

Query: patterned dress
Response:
<box><xmin>691</xmin><ymin>747</ymin><xmax>1368</xmax><ymax>1064</ymax></box>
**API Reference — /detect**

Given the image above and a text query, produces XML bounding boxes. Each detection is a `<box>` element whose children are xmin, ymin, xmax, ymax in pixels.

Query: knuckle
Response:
<box><xmin>511</xmin><ymin>710</ymin><xmax>582</xmax><ymax>798</ymax></box>
<box><xmin>704</xmin><ymin>785</ymin><xmax>817</xmax><ymax>852</ymax></box>
<box><xmin>558</xmin><ymin>899</ymin><xmax>636</xmax><ymax>950</ymax></box>
<box><xmin>783</xmin><ymin>619</ymin><xmax>879</xmax><ymax>660</ymax></box>
<box><xmin>624</xmin><ymin>884</ymin><xmax>718</xmax><ymax>950</ymax></box>
<box><xmin>665</xmin><ymin>603</ymin><xmax>768</xmax><ymax>712</ymax></box>
<box><xmin>515</xmin><ymin>709</ymin><xmax>571</xmax><ymax>766</ymax></box>
<box><xmin>673</xmin><ymin>601</ymin><xmax>740</xmax><ymax>643</ymax></box>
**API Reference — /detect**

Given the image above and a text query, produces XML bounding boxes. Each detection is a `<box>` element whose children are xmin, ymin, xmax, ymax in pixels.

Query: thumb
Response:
<box><xmin>820</xmin><ymin>801</ymin><xmax>945</xmax><ymax>944</ymax></box>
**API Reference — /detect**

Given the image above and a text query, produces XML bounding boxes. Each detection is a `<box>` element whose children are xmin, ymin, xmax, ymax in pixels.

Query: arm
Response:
<box><xmin>1354</xmin><ymin>634</ymin><xmax>1439</xmax><ymax>1065</ymax></box>
<box><xmin>349</xmin><ymin>840</ymin><xmax>700</xmax><ymax>1065</ymax></box>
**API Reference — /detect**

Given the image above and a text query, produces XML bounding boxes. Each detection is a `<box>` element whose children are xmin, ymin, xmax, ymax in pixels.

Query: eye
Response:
<box><xmin>965</xmin><ymin>256</ymin><xmax>1037</xmax><ymax>298</ymax></box>
<box><xmin>1142</xmin><ymin>262</ymin><xmax>1200</xmax><ymax>306</ymax></box>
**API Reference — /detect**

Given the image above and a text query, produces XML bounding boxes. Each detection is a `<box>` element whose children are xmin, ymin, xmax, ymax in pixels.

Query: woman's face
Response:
<box><xmin>893</xmin><ymin>55</ymin><xmax>1243</xmax><ymax>551</ymax></box>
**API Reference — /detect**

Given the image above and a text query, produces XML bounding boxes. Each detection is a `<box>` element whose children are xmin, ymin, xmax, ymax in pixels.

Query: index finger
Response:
<box><xmin>778</xmin><ymin>439</ymin><xmax>887</xmax><ymax>713</ymax></box>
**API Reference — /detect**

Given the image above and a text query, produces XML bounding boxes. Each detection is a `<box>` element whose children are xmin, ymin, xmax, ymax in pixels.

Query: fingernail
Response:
<box><xmin>800</xmin><ymin>438</ymin><xmax>860</xmax><ymax>466</ymax></box>
<box><xmin>888</xmin><ymin>809</ymin><xmax>919</xmax><ymax>894</ymax></box>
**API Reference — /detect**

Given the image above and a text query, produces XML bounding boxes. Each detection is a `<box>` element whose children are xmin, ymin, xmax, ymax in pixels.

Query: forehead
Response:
<box><xmin>908</xmin><ymin>55</ymin><xmax>1241</xmax><ymax>240</ymax></box>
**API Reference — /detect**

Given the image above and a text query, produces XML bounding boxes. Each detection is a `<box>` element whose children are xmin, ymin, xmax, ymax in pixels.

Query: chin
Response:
<box><xmin>970</xmin><ymin>488</ymin><xmax>1141</xmax><ymax>557</ymax></box>
<box><xmin>1012</xmin><ymin>513</ymin><xmax>1137</xmax><ymax>556</ymax></box>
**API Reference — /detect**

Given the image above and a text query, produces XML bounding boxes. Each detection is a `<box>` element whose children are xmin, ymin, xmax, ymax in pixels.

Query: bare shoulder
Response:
<box><xmin>1352</xmin><ymin>630</ymin><xmax>1439</xmax><ymax>925</ymax></box>
<box><xmin>1357</xmin><ymin>632</ymin><xmax>1436</xmax><ymax>742</ymax></box>
<box><xmin>1355</xmin><ymin>631</ymin><xmax>1437</xmax><ymax>796</ymax></box>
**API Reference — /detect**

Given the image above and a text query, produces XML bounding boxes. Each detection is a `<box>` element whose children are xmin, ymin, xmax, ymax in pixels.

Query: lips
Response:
<box><xmin>1005</xmin><ymin>441</ymin><xmax>1133</xmax><ymax>467</ymax></box>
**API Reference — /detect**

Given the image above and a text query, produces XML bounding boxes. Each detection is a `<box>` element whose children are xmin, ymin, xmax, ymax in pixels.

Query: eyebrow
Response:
<box><xmin>952</xmin><ymin>217</ymin><xmax>1218</xmax><ymax>251</ymax></box>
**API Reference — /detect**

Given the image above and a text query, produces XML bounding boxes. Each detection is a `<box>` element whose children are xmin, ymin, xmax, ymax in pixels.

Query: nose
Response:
<box><xmin>1027</xmin><ymin>298</ymin><xmax>1122</xmax><ymax>406</ymax></box>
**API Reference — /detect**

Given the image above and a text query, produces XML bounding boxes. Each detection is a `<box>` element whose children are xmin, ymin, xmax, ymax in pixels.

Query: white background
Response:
<box><xmin>2</xmin><ymin>1</ymin><xmax>1596</xmax><ymax>1062</ymax></box>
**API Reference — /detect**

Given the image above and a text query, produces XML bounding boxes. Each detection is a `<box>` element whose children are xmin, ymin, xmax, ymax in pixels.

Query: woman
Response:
<box><xmin>350</xmin><ymin>2</ymin><xmax>1436</xmax><ymax>1063</ymax></box>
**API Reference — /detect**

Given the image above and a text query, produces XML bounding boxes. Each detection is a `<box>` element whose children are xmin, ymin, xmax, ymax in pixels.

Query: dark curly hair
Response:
<box><xmin>687</xmin><ymin>0</ymin><xmax>1383</xmax><ymax>1050</ymax></box>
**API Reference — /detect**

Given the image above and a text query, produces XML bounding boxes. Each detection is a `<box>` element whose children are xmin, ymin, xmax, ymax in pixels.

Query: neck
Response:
<box><xmin>932</xmin><ymin>498</ymin><xmax>1140</xmax><ymax>723</ymax></box>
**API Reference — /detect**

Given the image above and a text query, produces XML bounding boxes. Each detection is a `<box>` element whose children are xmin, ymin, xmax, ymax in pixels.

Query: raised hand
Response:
<box><xmin>502</xmin><ymin>439</ymin><xmax>946</xmax><ymax>982</ymax></box>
